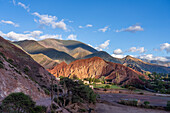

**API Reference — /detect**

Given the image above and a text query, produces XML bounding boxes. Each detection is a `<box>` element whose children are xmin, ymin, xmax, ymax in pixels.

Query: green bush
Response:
<box><xmin>144</xmin><ymin>101</ymin><xmax>150</xmax><ymax>106</ymax></box>
<box><xmin>166</xmin><ymin>101</ymin><xmax>170</xmax><ymax>111</ymax></box>
<box><xmin>44</xmin><ymin>88</ymin><xmax>50</xmax><ymax>95</ymax></box>
<box><xmin>0</xmin><ymin>63</ymin><xmax>4</xmax><ymax>69</ymax></box>
<box><xmin>34</xmin><ymin>105</ymin><xmax>47</xmax><ymax>113</ymax></box>
<box><xmin>78</xmin><ymin>108</ymin><xmax>86</xmax><ymax>112</ymax></box>
<box><xmin>105</xmin><ymin>85</ymin><xmax>110</xmax><ymax>89</ymax></box>
<box><xmin>119</xmin><ymin>99</ymin><xmax>138</xmax><ymax>106</ymax></box>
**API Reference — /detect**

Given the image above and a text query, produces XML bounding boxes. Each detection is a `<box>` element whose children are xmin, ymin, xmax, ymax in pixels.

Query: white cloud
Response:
<box><xmin>0</xmin><ymin>20</ymin><xmax>19</xmax><ymax>27</ymax></box>
<box><xmin>128</xmin><ymin>47</ymin><xmax>145</xmax><ymax>53</ymax></box>
<box><xmin>79</xmin><ymin>24</ymin><xmax>93</xmax><ymax>28</ymax></box>
<box><xmin>0</xmin><ymin>30</ymin><xmax>62</xmax><ymax>41</ymax></box>
<box><xmin>116</xmin><ymin>25</ymin><xmax>144</xmax><ymax>33</ymax></box>
<box><xmin>0</xmin><ymin>31</ymin><xmax>36</xmax><ymax>41</ymax></box>
<box><xmin>113</xmin><ymin>49</ymin><xmax>123</xmax><ymax>55</ymax></box>
<box><xmin>79</xmin><ymin>26</ymin><xmax>83</xmax><ymax>28</ymax></box>
<box><xmin>39</xmin><ymin>34</ymin><xmax>62</xmax><ymax>40</ymax></box>
<box><xmin>18</xmin><ymin>2</ymin><xmax>30</xmax><ymax>12</ymax></box>
<box><xmin>160</xmin><ymin>43</ymin><xmax>170</xmax><ymax>53</ymax></box>
<box><xmin>86</xmin><ymin>24</ymin><xmax>93</xmax><ymax>27</ymax></box>
<box><xmin>111</xmin><ymin>54</ymin><xmax>126</xmax><ymax>58</ymax></box>
<box><xmin>139</xmin><ymin>54</ymin><xmax>169</xmax><ymax>62</ymax></box>
<box><xmin>67</xmin><ymin>34</ymin><xmax>77</xmax><ymax>40</ymax></box>
<box><xmin>95</xmin><ymin>40</ymin><xmax>110</xmax><ymax>51</ymax></box>
<box><xmin>32</xmin><ymin>12</ymin><xmax>67</xmax><ymax>30</ymax></box>
<box><xmin>98</xmin><ymin>26</ymin><xmax>109</xmax><ymax>32</ymax></box>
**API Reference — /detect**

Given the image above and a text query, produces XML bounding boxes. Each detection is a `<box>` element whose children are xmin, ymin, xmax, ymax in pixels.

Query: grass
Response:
<box><xmin>93</xmin><ymin>84</ymin><xmax>124</xmax><ymax>89</ymax></box>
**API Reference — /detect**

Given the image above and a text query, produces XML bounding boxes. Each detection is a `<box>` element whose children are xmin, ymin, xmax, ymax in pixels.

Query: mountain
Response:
<box><xmin>48</xmin><ymin>57</ymin><xmax>147</xmax><ymax>85</ymax></box>
<box><xmin>141</xmin><ymin>59</ymin><xmax>170</xmax><ymax>67</ymax></box>
<box><xmin>38</xmin><ymin>38</ymin><xmax>97</xmax><ymax>58</ymax></box>
<box><xmin>14</xmin><ymin>40</ymin><xmax>75</xmax><ymax>64</ymax></box>
<box><xmin>0</xmin><ymin>36</ymin><xmax>53</xmax><ymax>100</ymax></box>
<box><xmin>83</xmin><ymin>52</ymin><xmax>170</xmax><ymax>73</ymax></box>
<box><xmin>30</xmin><ymin>53</ymin><xmax>59</xmax><ymax>69</ymax></box>
<box><xmin>83</xmin><ymin>51</ymin><xmax>123</xmax><ymax>63</ymax></box>
<box><xmin>122</xmin><ymin>55</ymin><xmax>170</xmax><ymax>73</ymax></box>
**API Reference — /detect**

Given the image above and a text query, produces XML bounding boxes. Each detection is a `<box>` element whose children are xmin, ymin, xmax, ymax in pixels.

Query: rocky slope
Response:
<box><xmin>48</xmin><ymin>57</ymin><xmax>147</xmax><ymax>85</ymax></box>
<box><xmin>0</xmin><ymin>36</ymin><xmax>53</xmax><ymax>100</ymax></box>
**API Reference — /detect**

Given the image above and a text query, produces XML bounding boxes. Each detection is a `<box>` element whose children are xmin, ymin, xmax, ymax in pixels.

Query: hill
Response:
<box><xmin>48</xmin><ymin>57</ymin><xmax>147</xmax><ymax>85</ymax></box>
<box><xmin>14</xmin><ymin>40</ymin><xmax>75</xmax><ymax>64</ymax></box>
<box><xmin>0</xmin><ymin>36</ymin><xmax>53</xmax><ymax>100</ymax></box>
<box><xmin>38</xmin><ymin>38</ymin><xmax>97</xmax><ymax>58</ymax></box>
<box><xmin>30</xmin><ymin>53</ymin><xmax>59</xmax><ymax>69</ymax></box>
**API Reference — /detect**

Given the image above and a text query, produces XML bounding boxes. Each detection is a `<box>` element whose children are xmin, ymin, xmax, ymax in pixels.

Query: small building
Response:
<box><xmin>83</xmin><ymin>80</ymin><xmax>89</xmax><ymax>84</ymax></box>
<box><xmin>56</xmin><ymin>77</ymin><xmax>60</xmax><ymax>81</ymax></box>
<box><xmin>89</xmin><ymin>85</ymin><xmax>94</xmax><ymax>89</ymax></box>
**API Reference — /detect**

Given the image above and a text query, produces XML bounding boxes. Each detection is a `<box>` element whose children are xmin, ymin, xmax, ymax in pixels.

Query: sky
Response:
<box><xmin>0</xmin><ymin>0</ymin><xmax>170</xmax><ymax>61</ymax></box>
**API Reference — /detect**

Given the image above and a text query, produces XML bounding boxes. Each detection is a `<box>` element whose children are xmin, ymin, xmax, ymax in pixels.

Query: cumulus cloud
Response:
<box><xmin>128</xmin><ymin>47</ymin><xmax>146</xmax><ymax>53</ymax></box>
<box><xmin>95</xmin><ymin>40</ymin><xmax>110</xmax><ymax>51</ymax></box>
<box><xmin>113</xmin><ymin>49</ymin><xmax>123</xmax><ymax>55</ymax></box>
<box><xmin>39</xmin><ymin>34</ymin><xmax>62</xmax><ymax>40</ymax></box>
<box><xmin>111</xmin><ymin>54</ymin><xmax>126</xmax><ymax>58</ymax></box>
<box><xmin>32</xmin><ymin>12</ymin><xmax>67</xmax><ymax>30</ymax></box>
<box><xmin>67</xmin><ymin>34</ymin><xmax>77</xmax><ymax>40</ymax></box>
<box><xmin>18</xmin><ymin>2</ymin><xmax>30</xmax><ymax>12</ymax></box>
<box><xmin>86</xmin><ymin>24</ymin><xmax>93</xmax><ymax>27</ymax></box>
<box><xmin>98</xmin><ymin>26</ymin><xmax>109</xmax><ymax>32</ymax></box>
<box><xmin>79</xmin><ymin>24</ymin><xmax>93</xmax><ymax>28</ymax></box>
<box><xmin>160</xmin><ymin>43</ymin><xmax>170</xmax><ymax>53</ymax></box>
<box><xmin>0</xmin><ymin>20</ymin><xmax>19</xmax><ymax>27</ymax></box>
<box><xmin>139</xmin><ymin>54</ymin><xmax>169</xmax><ymax>62</ymax></box>
<box><xmin>116</xmin><ymin>25</ymin><xmax>144</xmax><ymax>33</ymax></box>
<box><xmin>0</xmin><ymin>30</ymin><xmax>62</xmax><ymax>41</ymax></box>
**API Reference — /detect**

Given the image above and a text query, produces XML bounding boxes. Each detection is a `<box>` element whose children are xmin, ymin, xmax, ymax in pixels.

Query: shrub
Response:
<box><xmin>119</xmin><ymin>99</ymin><xmax>139</xmax><ymax>106</ymax></box>
<box><xmin>78</xmin><ymin>108</ymin><xmax>86</xmax><ymax>112</ymax></box>
<box><xmin>105</xmin><ymin>85</ymin><xmax>110</xmax><ymax>89</ymax></box>
<box><xmin>34</xmin><ymin>106</ymin><xmax>47</xmax><ymax>113</ymax></box>
<box><xmin>166</xmin><ymin>101</ymin><xmax>170</xmax><ymax>111</ymax></box>
<box><xmin>0</xmin><ymin>63</ymin><xmax>4</xmax><ymax>69</ymax></box>
<box><xmin>144</xmin><ymin>101</ymin><xmax>150</xmax><ymax>106</ymax></box>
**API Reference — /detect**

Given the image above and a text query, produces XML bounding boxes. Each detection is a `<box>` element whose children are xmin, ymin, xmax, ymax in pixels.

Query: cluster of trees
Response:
<box><xmin>140</xmin><ymin>72</ymin><xmax>170</xmax><ymax>94</ymax></box>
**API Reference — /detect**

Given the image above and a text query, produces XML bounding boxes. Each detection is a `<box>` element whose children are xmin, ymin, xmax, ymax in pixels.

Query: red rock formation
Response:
<box><xmin>48</xmin><ymin>57</ymin><xmax>148</xmax><ymax>85</ymax></box>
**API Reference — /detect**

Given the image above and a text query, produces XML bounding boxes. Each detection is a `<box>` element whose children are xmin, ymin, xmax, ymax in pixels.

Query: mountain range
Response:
<box><xmin>13</xmin><ymin>39</ymin><xmax>170</xmax><ymax>74</ymax></box>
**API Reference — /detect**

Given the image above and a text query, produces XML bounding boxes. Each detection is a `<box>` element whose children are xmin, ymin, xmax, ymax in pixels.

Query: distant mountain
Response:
<box><xmin>30</xmin><ymin>53</ymin><xmax>59</xmax><ymax>69</ymax></box>
<box><xmin>14</xmin><ymin>40</ymin><xmax>75</xmax><ymax>64</ymax></box>
<box><xmin>38</xmin><ymin>38</ymin><xmax>97</xmax><ymax>58</ymax></box>
<box><xmin>83</xmin><ymin>52</ymin><xmax>170</xmax><ymax>74</ymax></box>
<box><xmin>48</xmin><ymin>57</ymin><xmax>147</xmax><ymax>86</ymax></box>
<box><xmin>0</xmin><ymin>36</ymin><xmax>53</xmax><ymax>100</ymax></box>
<box><xmin>141</xmin><ymin>59</ymin><xmax>170</xmax><ymax>67</ymax></box>
<box><xmin>83</xmin><ymin>51</ymin><xmax>123</xmax><ymax>63</ymax></box>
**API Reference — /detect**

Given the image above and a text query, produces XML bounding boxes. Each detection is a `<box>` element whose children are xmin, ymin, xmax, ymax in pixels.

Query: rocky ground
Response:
<box><xmin>94</xmin><ymin>90</ymin><xmax>170</xmax><ymax>113</ymax></box>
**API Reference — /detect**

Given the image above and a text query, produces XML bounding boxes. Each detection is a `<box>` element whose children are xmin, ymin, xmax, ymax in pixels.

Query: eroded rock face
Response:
<box><xmin>48</xmin><ymin>57</ymin><xmax>147</xmax><ymax>85</ymax></box>
<box><xmin>0</xmin><ymin>36</ymin><xmax>53</xmax><ymax>100</ymax></box>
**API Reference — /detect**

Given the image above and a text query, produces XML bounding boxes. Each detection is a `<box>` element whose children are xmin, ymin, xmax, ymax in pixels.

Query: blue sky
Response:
<box><xmin>0</xmin><ymin>0</ymin><xmax>170</xmax><ymax>61</ymax></box>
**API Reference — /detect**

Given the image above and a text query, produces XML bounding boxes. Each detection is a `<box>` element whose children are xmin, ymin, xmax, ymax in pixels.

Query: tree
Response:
<box><xmin>100</xmin><ymin>76</ymin><xmax>106</xmax><ymax>84</ymax></box>
<box><xmin>1</xmin><ymin>92</ymin><xmax>35</xmax><ymax>113</ymax></box>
